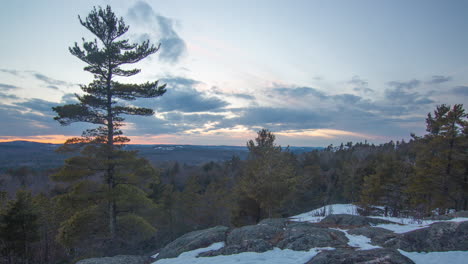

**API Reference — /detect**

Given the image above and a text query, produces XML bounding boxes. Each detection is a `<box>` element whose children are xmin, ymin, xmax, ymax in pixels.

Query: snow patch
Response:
<box><xmin>332</xmin><ymin>228</ymin><xmax>381</xmax><ymax>250</ymax></box>
<box><xmin>290</xmin><ymin>204</ymin><xmax>360</xmax><ymax>222</ymax></box>
<box><xmin>373</xmin><ymin>217</ymin><xmax>468</xmax><ymax>233</ymax></box>
<box><xmin>152</xmin><ymin>243</ymin><xmax>334</xmax><ymax>264</ymax></box>
<box><xmin>399</xmin><ymin>250</ymin><xmax>468</xmax><ymax>264</ymax></box>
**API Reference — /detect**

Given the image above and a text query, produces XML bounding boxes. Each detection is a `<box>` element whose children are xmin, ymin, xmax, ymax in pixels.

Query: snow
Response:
<box><xmin>152</xmin><ymin>204</ymin><xmax>468</xmax><ymax>264</ymax></box>
<box><xmin>371</xmin><ymin>217</ymin><xmax>468</xmax><ymax>233</ymax></box>
<box><xmin>332</xmin><ymin>228</ymin><xmax>381</xmax><ymax>250</ymax></box>
<box><xmin>151</xmin><ymin>243</ymin><xmax>334</xmax><ymax>264</ymax></box>
<box><xmin>290</xmin><ymin>204</ymin><xmax>360</xmax><ymax>222</ymax></box>
<box><xmin>399</xmin><ymin>250</ymin><xmax>468</xmax><ymax>264</ymax></box>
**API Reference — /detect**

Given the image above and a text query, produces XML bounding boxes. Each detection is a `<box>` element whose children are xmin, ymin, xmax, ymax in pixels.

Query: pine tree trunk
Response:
<box><xmin>106</xmin><ymin>72</ymin><xmax>117</xmax><ymax>240</ymax></box>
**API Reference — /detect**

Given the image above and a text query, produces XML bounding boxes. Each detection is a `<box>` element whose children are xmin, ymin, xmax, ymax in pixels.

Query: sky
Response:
<box><xmin>0</xmin><ymin>0</ymin><xmax>467</xmax><ymax>146</ymax></box>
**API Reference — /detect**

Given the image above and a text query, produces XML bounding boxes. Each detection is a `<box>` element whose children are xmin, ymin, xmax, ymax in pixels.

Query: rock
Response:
<box><xmin>306</xmin><ymin>248</ymin><xmax>415</xmax><ymax>264</ymax></box>
<box><xmin>320</xmin><ymin>214</ymin><xmax>397</xmax><ymax>227</ymax></box>
<box><xmin>258</xmin><ymin>218</ymin><xmax>290</xmax><ymax>229</ymax></box>
<box><xmin>385</xmin><ymin>221</ymin><xmax>468</xmax><ymax>252</ymax></box>
<box><xmin>199</xmin><ymin>219</ymin><xmax>348</xmax><ymax>257</ymax></box>
<box><xmin>198</xmin><ymin>239</ymin><xmax>273</xmax><ymax>257</ymax></box>
<box><xmin>156</xmin><ymin>226</ymin><xmax>229</xmax><ymax>259</ymax></box>
<box><xmin>276</xmin><ymin>222</ymin><xmax>348</xmax><ymax>251</ymax></box>
<box><xmin>226</xmin><ymin>223</ymin><xmax>283</xmax><ymax>246</ymax></box>
<box><xmin>423</xmin><ymin>215</ymin><xmax>454</xmax><ymax>221</ymax></box>
<box><xmin>348</xmin><ymin>226</ymin><xmax>397</xmax><ymax>246</ymax></box>
<box><xmin>454</xmin><ymin>211</ymin><xmax>468</xmax><ymax>217</ymax></box>
<box><xmin>76</xmin><ymin>255</ymin><xmax>149</xmax><ymax>264</ymax></box>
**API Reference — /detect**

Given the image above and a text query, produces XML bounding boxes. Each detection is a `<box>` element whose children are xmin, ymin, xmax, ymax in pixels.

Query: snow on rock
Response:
<box><xmin>331</xmin><ymin>228</ymin><xmax>381</xmax><ymax>250</ymax></box>
<box><xmin>399</xmin><ymin>250</ymin><xmax>468</xmax><ymax>264</ymax></box>
<box><xmin>290</xmin><ymin>204</ymin><xmax>360</xmax><ymax>222</ymax></box>
<box><xmin>373</xmin><ymin>217</ymin><xmax>468</xmax><ymax>233</ymax></box>
<box><xmin>152</xmin><ymin>242</ymin><xmax>334</xmax><ymax>264</ymax></box>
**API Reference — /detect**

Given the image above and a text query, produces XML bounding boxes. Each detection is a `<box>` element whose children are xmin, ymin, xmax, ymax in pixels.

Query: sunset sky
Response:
<box><xmin>1</xmin><ymin>0</ymin><xmax>467</xmax><ymax>146</ymax></box>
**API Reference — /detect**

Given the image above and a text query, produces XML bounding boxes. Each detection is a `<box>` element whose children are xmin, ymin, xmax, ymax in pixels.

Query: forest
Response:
<box><xmin>0</xmin><ymin>103</ymin><xmax>466</xmax><ymax>264</ymax></box>
<box><xmin>0</xmin><ymin>5</ymin><xmax>466</xmax><ymax>264</ymax></box>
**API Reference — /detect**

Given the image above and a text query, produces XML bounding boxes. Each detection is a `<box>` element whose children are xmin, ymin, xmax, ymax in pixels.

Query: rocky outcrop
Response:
<box><xmin>198</xmin><ymin>218</ymin><xmax>348</xmax><ymax>257</ymax></box>
<box><xmin>76</xmin><ymin>255</ymin><xmax>150</xmax><ymax>264</ymax></box>
<box><xmin>319</xmin><ymin>214</ymin><xmax>397</xmax><ymax>227</ymax></box>
<box><xmin>306</xmin><ymin>248</ymin><xmax>415</xmax><ymax>264</ymax></box>
<box><xmin>156</xmin><ymin>225</ymin><xmax>229</xmax><ymax>259</ymax></box>
<box><xmin>385</xmin><ymin>221</ymin><xmax>468</xmax><ymax>251</ymax></box>
<box><xmin>276</xmin><ymin>222</ymin><xmax>348</xmax><ymax>250</ymax></box>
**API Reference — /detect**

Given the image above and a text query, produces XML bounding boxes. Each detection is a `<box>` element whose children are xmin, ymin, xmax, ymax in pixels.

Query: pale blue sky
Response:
<box><xmin>0</xmin><ymin>0</ymin><xmax>467</xmax><ymax>146</ymax></box>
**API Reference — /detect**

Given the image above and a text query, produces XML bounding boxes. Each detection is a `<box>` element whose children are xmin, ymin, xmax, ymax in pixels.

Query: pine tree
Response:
<box><xmin>409</xmin><ymin>104</ymin><xmax>468</xmax><ymax>213</ymax></box>
<box><xmin>52</xmin><ymin>5</ymin><xmax>165</xmax><ymax>250</ymax></box>
<box><xmin>0</xmin><ymin>191</ymin><xmax>39</xmax><ymax>264</ymax></box>
<box><xmin>236</xmin><ymin>129</ymin><xmax>296</xmax><ymax>222</ymax></box>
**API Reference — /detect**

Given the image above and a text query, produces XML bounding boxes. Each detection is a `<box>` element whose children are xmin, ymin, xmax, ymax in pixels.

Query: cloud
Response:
<box><xmin>427</xmin><ymin>75</ymin><xmax>452</xmax><ymax>84</ymax></box>
<box><xmin>155</xmin><ymin>87</ymin><xmax>228</xmax><ymax>113</ymax></box>
<box><xmin>135</xmin><ymin>76</ymin><xmax>228</xmax><ymax>113</ymax></box>
<box><xmin>349</xmin><ymin>75</ymin><xmax>374</xmax><ymax>93</ymax></box>
<box><xmin>231</xmin><ymin>93</ymin><xmax>255</xmax><ymax>100</ymax></box>
<box><xmin>0</xmin><ymin>92</ymin><xmax>20</xmax><ymax>100</ymax></box>
<box><xmin>272</xmin><ymin>86</ymin><xmax>327</xmax><ymax>99</ymax></box>
<box><xmin>127</xmin><ymin>1</ymin><xmax>187</xmax><ymax>63</ymax></box>
<box><xmin>47</xmin><ymin>85</ymin><xmax>60</xmax><ymax>90</ymax></box>
<box><xmin>0</xmin><ymin>69</ymin><xmax>20</xmax><ymax>76</ymax></box>
<box><xmin>0</xmin><ymin>102</ymin><xmax>86</xmax><ymax>137</ymax></box>
<box><xmin>218</xmin><ymin>107</ymin><xmax>328</xmax><ymax>131</ymax></box>
<box><xmin>384</xmin><ymin>87</ymin><xmax>433</xmax><ymax>105</ymax></box>
<box><xmin>387</xmin><ymin>79</ymin><xmax>420</xmax><ymax>90</ymax></box>
<box><xmin>14</xmin><ymin>98</ymin><xmax>58</xmax><ymax>115</ymax></box>
<box><xmin>161</xmin><ymin>76</ymin><xmax>200</xmax><ymax>87</ymax></box>
<box><xmin>452</xmin><ymin>86</ymin><xmax>468</xmax><ymax>96</ymax></box>
<box><xmin>32</xmin><ymin>73</ymin><xmax>74</xmax><ymax>87</ymax></box>
<box><xmin>0</xmin><ymin>83</ymin><xmax>19</xmax><ymax>90</ymax></box>
<box><xmin>211</xmin><ymin>86</ymin><xmax>255</xmax><ymax>100</ymax></box>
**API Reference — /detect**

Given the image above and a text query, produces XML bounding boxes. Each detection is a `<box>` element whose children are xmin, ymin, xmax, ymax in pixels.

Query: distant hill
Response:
<box><xmin>0</xmin><ymin>141</ymin><xmax>323</xmax><ymax>170</ymax></box>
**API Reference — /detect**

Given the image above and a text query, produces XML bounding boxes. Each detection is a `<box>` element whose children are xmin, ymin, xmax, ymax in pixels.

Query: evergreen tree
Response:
<box><xmin>52</xmin><ymin>5</ymin><xmax>165</xmax><ymax>251</ymax></box>
<box><xmin>409</xmin><ymin>104</ymin><xmax>468</xmax><ymax>213</ymax></box>
<box><xmin>235</xmin><ymin>129</ymin><xmax>296</xmax><ymax>222</ymax></box>
<box><xmin>0</xmin><ymin>191</ymin><xmax>39</xmax><ymax>264</ymax></box>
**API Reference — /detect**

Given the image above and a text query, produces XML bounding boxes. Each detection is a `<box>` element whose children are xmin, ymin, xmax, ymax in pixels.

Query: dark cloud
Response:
<box><xmin>273</xmin><ymin>87</ymin><xmax>327</xmax><ymax>99</ymax></box>
<box><xmin>349</xmin><ymin>75</ymin><xmax>374</xmax><ymax>93</ymax></box>
<box><xmin>154</xmin><ymin>87</ymin><xmax>228</xmax><ymax>113</ymax></box>
<box><xmin>60</xmin><ymin>93</ymin><xmax>79</xmax><ymax>104</ymax></box>
<box><xmin>348</xmin><ymin>75</ymin><xmax>368</xmax><ymax>87</ymax></box>
<box><xmin>0</xmin><ymin>99</ymin><xmax>92</xmax><ymax>137</ymax></box>
<box><xmin>32</xmin><ymin>73</ymin><xmax>73</xmax><ymax>87</ymax></box>
<box><xmin>15</xmin><ymin>98</ymin><xmax>57</xmax><ymax>115</ymax></box>
<box><xmin>218</xmin><ymin>107</ymin><xmax>328</xmax><ymax>131</ymax></box>
<box><xmin>231</xmin><ymin>93</ymin><xmax>255</xmax><ymax>100</ymax></box>
<box><xmin>384</xmin><ymin>87</ymin><xmax>433</xmax><ymax>105</ymax></box>
<box><xmin>128</xmin><ymin>1</ymin><xmax>187</xmax><ymax>63</ymax></box>
<box><xmin>0</xmin><ymin>92</ymin><xmax>20</xmax><ymax>100</ymax></box>
<box><xmin>0</xmin><ymin>83</ymin><xmax>19</xmax><ymax>90</ymax></box>
<box><xmin>332</xmin><ymin>94</ymin><xmax>362</xmax><ymax>104</ymax></box>
<box><xmin>452</xmin><ymin>86</ymin><xmax>468</xmax><ymax>96</ymax></box>
<box><xmin>427</xmin><ymin>75</ymin><xmax>452</xmax><ymax>84</ymax></box>
<box><xmin>47</xmin><ymin>85</ymin><xmax>60</xmax><ymax>90</ymax></box>
<box><xmin>134</xmin><ymin>77</ymin><xmax>228</xmax><ymax>113</ymax></box>
<box><xmin>387</xmin><ymin>79</ymin><xmax>420</xmax><ymax>90</ymax></box>
<box><xmin>124</xmin><ymin>111</ymin><xmax>228</xmax><ymax>136</ymax></box>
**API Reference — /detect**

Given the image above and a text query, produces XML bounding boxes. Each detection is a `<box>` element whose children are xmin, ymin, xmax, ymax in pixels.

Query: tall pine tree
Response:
<box><xmin>52</xmin><ymin>5</ymin><xmax>166</xmax><ymax>248</ymax></box>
